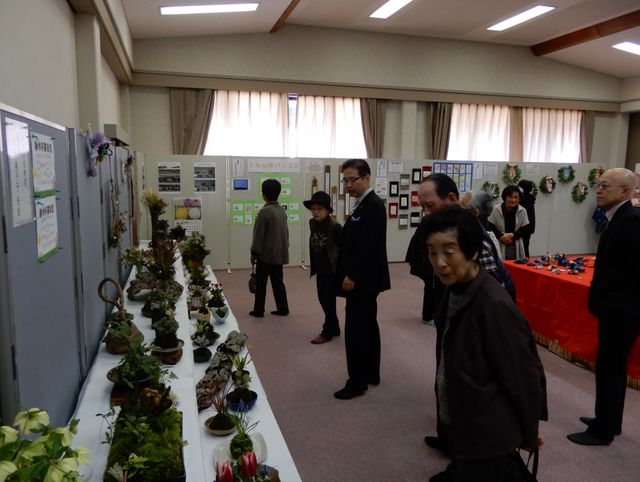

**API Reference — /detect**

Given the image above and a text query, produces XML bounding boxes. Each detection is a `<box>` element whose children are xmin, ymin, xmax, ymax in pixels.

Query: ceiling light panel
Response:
<box><xmin>160</xmin><ymin>3</ymin><xmax>259</xmax><ymax>15</ymax></box>
<box><xmin>613</xmin><ymin>41</ymin><xmax>640</xmax><ymax>56</ymax></box>
<box><xmin>487</xmin><ymin>5</ymin><xmax>555</xmax><ymax>32</ymax></box>
<box><xmin>370</xmin><ymin>0</ymin><xmax>415</xmax><ymax>20</ymax></box>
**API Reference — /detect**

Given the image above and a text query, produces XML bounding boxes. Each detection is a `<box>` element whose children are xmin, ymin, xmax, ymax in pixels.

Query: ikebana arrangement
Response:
<box><xmin>0</xmin><ymin>408</ymin><xmax>89</xmax><ymax>482</ymax></box>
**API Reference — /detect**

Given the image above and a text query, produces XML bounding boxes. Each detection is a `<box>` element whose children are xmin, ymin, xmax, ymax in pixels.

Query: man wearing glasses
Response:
<box><xmin>334</xmin><ymin>159</ymin><xmax>390</xmax><ymax>400</ymax></box>
<box><xmin>568</xmin><ymin>168</ymin><xmax>640</xmax><ymax>445</ymax></box>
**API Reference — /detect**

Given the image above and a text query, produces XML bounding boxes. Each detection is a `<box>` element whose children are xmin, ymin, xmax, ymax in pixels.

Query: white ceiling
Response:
<box><xmin>122</xmin><ymin>0</ymin><xmax>640</xmax><ymax>79</ymax></box>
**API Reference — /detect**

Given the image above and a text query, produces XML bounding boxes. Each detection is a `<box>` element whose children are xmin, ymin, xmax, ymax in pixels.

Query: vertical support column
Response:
<box><xmin>75</xmin><ymin>14</ymin><xmax>102</xmax><ymax>133</ymax></box>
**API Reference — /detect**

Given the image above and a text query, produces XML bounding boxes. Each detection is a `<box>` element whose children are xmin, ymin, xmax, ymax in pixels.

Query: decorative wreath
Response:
<box><xmin>571</xmin><ymin>181</ymin><xmax>589</xmax><ymax>204</ymax></box>
<box><xmin>557</xmin><ymin>165</ymin><xmax>575</xmax><ymax>184</ymax></box>
<box><xmin>502</xmin><ymin>164</ymin><xmax>522</xmax><ymax>185</ymax></box>
<box><xmin>588</xmin><ymin>166</ymin><xmax>604</xmax><ymax>188</ymax></box>
<box><xmin>539</xmin><ymin>176</ymin><xmax>556</xmax><ymax>194</ymax></box>
<box><xmin>481</xmin><ymin>181</ymin><xmax>501</xmax><ymax>199</ymax></box>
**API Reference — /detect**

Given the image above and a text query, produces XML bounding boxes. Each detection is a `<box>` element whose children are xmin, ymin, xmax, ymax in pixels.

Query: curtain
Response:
<box><xmin>203</xmin><ymin>90</ymin><xmax>288</xmax><ymax>156</ymax></box>
<box><xmin>295</xmin><ymin>96</ymin><xmax>367</xmax><ymax>158</ymax></box>
<box><xmin>579</xmin><ymin>111</ymin><xmax>596</xmax><ymax>163</ymax></box>
<box><xmin>447</xmin><ymin>104</ymin><xmax>510</xmax><ymax>162</ymax></box>
<box><xmin>509</xmin><ymin>106</ymin><xmax>523</xmax><ymax>162</ymax></box>
<box><xmin>360</xmin><ymin>98</ymin><xmax>387</xmax><ymax>158</ymax></box>
<box><xmin>425</xmin><ymin>102</ymin><xmax>452</xmax><ymax>159</ymax></box>
<box><xmin>170</xmin><ymin>89</ymin><xmax>214</xmax><ymax>155</ymax></box>
<box><xmin>523</xmin><ymin>108</ymin><xmax>582</xmax><ymax>163</ymax></box>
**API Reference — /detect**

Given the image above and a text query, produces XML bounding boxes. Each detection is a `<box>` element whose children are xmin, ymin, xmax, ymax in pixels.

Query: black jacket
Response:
<box><xmin>588</xmin><ymin>200</ymin><xmax>640</xmax><ymax>322</ymax></box>
<box><xmin>337</xmin><ymin>191</ymin><xmax>390</xmax><ymax>296</ymax></box>
<box><xmin>438</xmin><ymin>271</ymin><xmax>548</xmax><ymax>459</ymax></box>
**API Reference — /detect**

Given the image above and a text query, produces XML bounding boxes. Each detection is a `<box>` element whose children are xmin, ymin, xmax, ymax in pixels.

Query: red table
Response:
<box><xmin>505</xmin><ymin>258</ymin><xmax>640</xmax><ymax>387</ymax></box>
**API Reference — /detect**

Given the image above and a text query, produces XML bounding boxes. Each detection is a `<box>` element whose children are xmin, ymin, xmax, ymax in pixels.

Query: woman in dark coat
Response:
<box><xmin>517</xmin><ymin>180</ymin><xmax>537</xmax><ymax>258</ymax></box>
<box><xmin>424</xmin><ymin>207</ymin><xmax>547</xmax><ymax>482</ymax></box>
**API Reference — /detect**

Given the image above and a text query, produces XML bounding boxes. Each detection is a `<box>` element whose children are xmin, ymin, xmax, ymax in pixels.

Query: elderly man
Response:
<box><xmin>568</xmin><ymin>168</ymin><xmax>640</xmax><ymax>446</ymax></box>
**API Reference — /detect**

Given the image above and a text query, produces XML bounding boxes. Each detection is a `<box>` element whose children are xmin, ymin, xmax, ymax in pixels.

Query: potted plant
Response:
<box><xmin>180</xmin><ymin>232</ymin><xmax>210</xmax><ymax>271</ymax></box>
<box><xmin>229</xmin><ymin>411</ymin><xmax>259</xmax><ymax>459</ymax></box>
<box><xmin>0</xmin><ymin>408</ymin><xmax>89</xmax><ymax>482</ymax></box>
<box><xmin>215</xmin><ymin>453</ymin><xmax>278</xmax><ymax>482</ymax></box>
<box><xmin>99</xmin><ymin>277</ymin><xmax>143</xmax><ymax>354</ymax></box>
<box><xmin>192</xmin><ymin>311</ymin><xmax>220</xmax><ymax>363</ymax></box>
<box><xmin>231</xmin><ymin>352</ymin><xmax>252</xmax><ymax>388</ymax></box>
<box><xmin>205</xmin><ymin>386</ymin><xmax>236</xmax><ymax>437</ymax></box>
<box><xmin>169</xmin><ymin>224</ymin><xmax>186</xmax><ymax>242</ymax></box>
<box><xmin>143</xmin><ymin>188</ymin><xmax>167</xmax><ymax>245</ymax></box>
<box><xmin>226</xmin><ymin>387</ymin><xmax>258</xmax><ymax>412</ymax></box>
<box><xmin>151</xmin><ymin>307</ymin><xmax>183</xmax><ymax>365</ymax></box>
<box><xmin>208</xmin><ymin>283</ymin><xmax>229</xmax><ymax>324</ymax></box>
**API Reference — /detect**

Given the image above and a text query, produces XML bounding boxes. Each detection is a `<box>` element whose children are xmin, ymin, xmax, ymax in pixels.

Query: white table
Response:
<box><xmin>72</xmin><ymin>261</ymin><xmax>301</xmax><ymax>481</ymax></box>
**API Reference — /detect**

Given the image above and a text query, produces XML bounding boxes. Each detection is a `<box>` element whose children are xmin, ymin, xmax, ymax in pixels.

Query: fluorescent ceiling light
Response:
<box><xmin>370</xmin><ymin>0</ymin><xmax>414</xmax><ymax>20</ymax></box>
<box><xmin>613</xmin><ymin>41</ymin><xmax>640</xmax><ymax>56</ymax></box>
<box><xmin>487</xmin><ymin>5</ymin><xmax>555</xmax><ymax>31</ymax></box>
<box><xmin>160</xmin><ymin>3</ymin><xmax>259</xmax><ymax>15</ymax></box>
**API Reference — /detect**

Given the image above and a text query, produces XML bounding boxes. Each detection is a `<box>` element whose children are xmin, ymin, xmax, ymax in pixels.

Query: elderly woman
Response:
<box><xmin>488</xmin><ymin>185</ymin><xmax>530</xmax><ymax>260</ymax></box>
<box><xmin>425</xmin><ymin>207</ymin><xmax>547</xmax><ymax>482</ymax></box>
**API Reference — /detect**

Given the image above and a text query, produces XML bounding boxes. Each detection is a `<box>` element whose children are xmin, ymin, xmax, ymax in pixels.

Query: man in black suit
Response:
<box><xmin>334</xmin><ymin>159</ymin><xmax>391</xmax><ymax>400</ymax></box>
<box><xmin>568</xmin><ymin>168</ymin><xmax>640</xmax><ymax>445</ymax></box>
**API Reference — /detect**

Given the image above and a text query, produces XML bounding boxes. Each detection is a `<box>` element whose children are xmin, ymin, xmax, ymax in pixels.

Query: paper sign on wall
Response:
<box><xmin>194</xmin><ymin>162</ymin><xmax>215</xmax><ymax>192</ymax></box>
<box><xmin>31</xmin><ymin>132</ymin><xmax>56</xmax><ymax>194</ymax></box>
<box><xmin>173</xmin><ymin>198</ymin><xmax>202</xmax><ymax>234</ymax></box>
<box><xmin>6</xmin><ymin>118</ymin><xmax>34</xmax><ymax>226</ymax></box>
<box><xmin>35</xmin><ymin>195</ymin><xmax>59</xmax><ymax>261</ymax></box>
<box><xmin>158</xmin><ymin>162</ymin><xmax>181</xmax><ymax>192</ymax></box>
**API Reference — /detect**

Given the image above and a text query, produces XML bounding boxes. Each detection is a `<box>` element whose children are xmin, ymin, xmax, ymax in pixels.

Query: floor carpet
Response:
<box><xmin>214</xmin><ymin>263</ymin><xmax>640</xmax><ymax>482</ymax></box>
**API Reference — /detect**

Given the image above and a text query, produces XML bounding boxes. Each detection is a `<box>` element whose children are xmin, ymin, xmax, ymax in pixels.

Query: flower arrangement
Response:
<box><xmin>215</xmin><ymin>452</ymin><xmax>274</xmax><ymax>482</ymax></box>
<box><xmin>86</xmin><ymin>131</ymin><xmax>112</xmax><ymax>177</ymax></box>
<box><xmin>180</xmin><ymin>232</ymin><xmax>210</xmax><ymax>269</ymax></box>
<box><xmin>0</xmin><ymin>408</ymin><xmax>89</xmax><ymax>482</ymax></box>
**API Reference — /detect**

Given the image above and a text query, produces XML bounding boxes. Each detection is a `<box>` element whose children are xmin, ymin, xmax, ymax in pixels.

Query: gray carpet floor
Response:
<box><xmin>214</xmin><ymin>263</ymin><xmax>640</xmax><ymax>482</ymax></box>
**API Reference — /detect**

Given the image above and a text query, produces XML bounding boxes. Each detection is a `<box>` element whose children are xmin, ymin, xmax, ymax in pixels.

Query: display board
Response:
<box><xmin>0</xmin><ymin>107</ymin><xmax>82</xmax><ymax>427</ymax></box>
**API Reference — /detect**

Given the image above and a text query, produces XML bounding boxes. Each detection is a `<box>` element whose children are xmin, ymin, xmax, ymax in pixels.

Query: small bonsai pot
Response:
<box><xmin>211</xmin><ymin>306</ymin><xmax>229</xmax><ymax>324</ymax></box>
<box><xmin>226</xmin><ymin>388</ymin><xmax>258</xmax><ymax>412</ymax></box>
<box><xmin>193</xmin><ymin>346</ymin><xmax>212</xmax><ymax>363</ymax></box>
<box><xmin>231</xmin><ymin>369</ymin><xmax>251</xmax><ymax>388</ymax></box>
<box><xmin>205</xmin><ymin>413</ymin><xmax>237</xmax><ymax>437</ymax></box>
<box><xmin>151</xmin><ymin>339</ymin><xmax>184</xmax><ymax>365</ymax></box>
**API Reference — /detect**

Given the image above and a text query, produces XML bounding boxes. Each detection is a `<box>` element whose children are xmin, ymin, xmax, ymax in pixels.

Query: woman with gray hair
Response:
<box><xmin>469</xmin><ymin>193</ymin><xmax>502</xmax><ymax>260</ymax></box>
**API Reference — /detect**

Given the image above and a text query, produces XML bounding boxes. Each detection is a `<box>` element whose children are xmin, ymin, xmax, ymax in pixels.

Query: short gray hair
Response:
<box><xmin>469</xmin><ymin>192</ymin><xmax>494</xmax><ymax>220</ymax></box>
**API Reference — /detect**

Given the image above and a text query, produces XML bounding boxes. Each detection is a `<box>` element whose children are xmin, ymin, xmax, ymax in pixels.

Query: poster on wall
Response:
<box><xmin>375</xmin><ymin>178</ymin><xmax>388</xmax><ymax>197</ymax></box>
<box><xmin>158</xmin><ymin>162</ymin><xmax>181</xmax><ymax>192</ymax></box>
<box><xmin>388</xmin><ymin>202</ymin><xmax>398</xmax><ymax>218</ymax></box>
<box><xmin>5</xmin><ymin>118</ymin><xmax>34</xmax><ymax>226</ymax></box>
<box><xmin>411</xmin><ymin>168</ymin><xmax>422</xmax><ymax>184</ymax></box>
<box><xmin>399</xmin><ymin>193</ymin><xmax>409</xmax><ymax>210</ymax></box>
<box><xmin>231</xmin><ymin>199</ymin><xmax>300</xmax><ymax>225</ymax></box>
<box><xmin>232</xmin><ymin>158</ymin><xmax>245</xmax><ymax>177</ymax></box>
<box><xmin>398</xmin><ymin>214</ymin><xmax>409</xmax><ymax>230</ymax></box>
<box><xmin>173</xmin><ymin>197</ymin><xmax>202</xmax><ymax>234</ymax></box>
<box><xmin>376</xmin><ymin>159</ymin><xmax>388</xmax><ymax>178</ymax></box>
<box><xmin>35</xmin><ymin>195</ymin><xmax>59</xmax><ymax>261</ymax></box>
<box><xmin>194</xmin><ymin>162</ymin><xmax>216</xmax><ymax>192</ymax></box>
<box><xmin>432</xmin><ymin>162</ymin><xmax>474</xmax><ymax>192</ymax></box>
<box><xmin>31</xmin><ymin>132</ymin><xmax>56</xmax><ymax>194</ymax></box>
<box><xmin>400</xmin><ymin>174</ymin><xmax>411</xmax><ymax>191</ymax></box>
<box><xmin>248</xmin><ymin>158</ymin><xmax>300</xmax><ymax>173</ymax></box>
<box><xmin>389</xmin><ymin>181</ymin><xmax>399</xmax><ymax>197</ymax></box>
<box><xmin>389</xmin><ymin>160</ymin><xmax>404</xmax><ymax>173</ymax></box>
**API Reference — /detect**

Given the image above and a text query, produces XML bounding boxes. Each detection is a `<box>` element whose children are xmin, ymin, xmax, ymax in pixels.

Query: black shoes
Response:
<box><xmin>424</xmin><ymin>435</ymin><xmax>451</xmax><ymax>457</ymax></box>
<box><xmin>333</xmin><ymin>386</ymin><xmax>366</xmax><ymax>400</ymax></box>
<box><xmin>368</xmin><ymin>377</ymin><xmax>380</xmax><ymax>386</ymax></box>
<box><xmin>270</xmin><ymin>310</ymin><xmax>289</xmax><ymax>316</ymax></box>
<box><xmin>249</xmin><ymin>311</ymin><xmax>264</xmax><ymax>318</ymax></box>
<box><xmin>567</xmin><ymin>431</ymin><xmax>613</xmax><ymax>446</ymax></box>
<box><xmin>579</xmin><ymin>416</ymin><xmax>621</xmax><ymax>435</ymax></box>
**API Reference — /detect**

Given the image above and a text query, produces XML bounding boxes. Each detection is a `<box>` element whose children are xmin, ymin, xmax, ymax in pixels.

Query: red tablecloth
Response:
<box><xmin>505</xmin><ymin>258</ymin><xmax>640</xmax><ymax>386</ymax></box>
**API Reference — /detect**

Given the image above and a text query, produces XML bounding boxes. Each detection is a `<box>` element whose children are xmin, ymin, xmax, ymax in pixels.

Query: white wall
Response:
<box><xmin>0</xmin><ymin>0</ymin><xmax>79</xmax><ymax>127</ymax></box>
<box><xmin>130</xmin><ymin>86</ymin><xmax>173</xmax><ymax>154</ymax></box>
<box><xmin>106</xmin><ymin>0</ymin><xmax>133</xmax><ymax>66</ymax></box>
<box><xmin>101</xmin><ymin>55</ymin><xmax>121</xmax><ymax>127</ymax></box>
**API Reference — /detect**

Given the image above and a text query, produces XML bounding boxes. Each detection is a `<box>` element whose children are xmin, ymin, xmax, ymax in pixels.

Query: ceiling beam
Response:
<box><xmin>270</xmin><ymin>0</ymin><xmax>300</xmax><ymax>33</ymax></box>
<box><xmin>532</xmin><ymin>9</ymin><xmax>640</xmax><ymax>56</ymax></box>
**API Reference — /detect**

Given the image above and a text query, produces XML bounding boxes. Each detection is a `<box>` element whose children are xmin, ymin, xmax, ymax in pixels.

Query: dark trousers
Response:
<box><xmin>253</xmin><ymin>260</ymin><xmax>289</xmax><ymax>315</ymax></box>
<box><xmin>441</xmin><ymin>455</ymin><xmax>509</xmax><ymax>482</ymax></box>
<box><xmin>591</xmin><ymin>318</ymin><xmax>640</xmax><ymax>439</ymax></box>
<box><xmin>344</xmin><ymin>294</ymin><xmax>380</xmax><ymax>391</ymax></box>
<box><xmin>316</xmin><ymin>273</ymin><xmax>340</xmax><ymax>338</ymax></box>
<box><xmin>522</xmin><ymin>235</ymin><xmax>531</xmax><ymax>258</ymax></box>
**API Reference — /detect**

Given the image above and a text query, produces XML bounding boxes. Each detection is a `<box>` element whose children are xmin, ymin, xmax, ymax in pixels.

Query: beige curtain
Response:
<box><xmin>426</xmin><ymin>102</ymin><xmax>452</xmax><ymax>159</ymax></box>
<box><xmin>360</xmin><ymin>98</ymin><xmax>387</xmax><ymax>158</ymax></box>
<box><xmin>580</xmin><ymin>111</ymin><xmax>596</xmax><ymax>163</ymax></box>
<box><xmin>509</xmin><ymin>106</ymin><xmax>523</xmax><ymax>162</ymax></box>
<box><xmin>170</xmin><ymin>88</ymin><xmax>214</xmax><ymax>155</ymax></box>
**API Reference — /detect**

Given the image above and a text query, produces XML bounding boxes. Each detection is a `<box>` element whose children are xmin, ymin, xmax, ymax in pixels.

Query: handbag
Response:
<box><xmin>248</xmin><ymin>263</ymin><xmax>257</xmax><ymax>294</ymax></box>
<box><xmin>505</xmin><ymin>449</ymin><xmax>538</xmax><ymax>482</ymax></box>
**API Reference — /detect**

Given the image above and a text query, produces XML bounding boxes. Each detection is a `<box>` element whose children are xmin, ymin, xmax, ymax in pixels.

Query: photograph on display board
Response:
<box><xmin>158</xmin><ymin>162</ymin><xmax>181</xmax><ymax>192</ymax></box>
<box><xmin>194</xmin><ymin>163</ymin><xmax>215</xmax><ymax>192</ymax></box>
<box><xmin>411</xmin><ymin>191</ymin><xmax>419</xmax><ymax>206</ymax></box>
<box><xmin>388</xmin><ymin>202</ymin><xmax>398</xmax><ymax>218</ymax></box>
<box><xmin>389</xmin><ymin>181</ymin><xmax>399</xmax><ymax>197</ymax></box>
<box><xmin>410</xmin><ymin>211</ymin><xmax>421</xmax><ymax>227</ymax></box>
<box><xmin>412</xmin><ymin>168</ymin><xmax>422</xmax><ymax>184</ymax></box>
<box><xmin>399</xmin><ymin>194</ymin><xmax>409</xmax><ymax>210</ymax></box>
<box><xmin>174</xmin><ymin>197</ymin><xmax>202</xmax><ymax>234</ymax></box>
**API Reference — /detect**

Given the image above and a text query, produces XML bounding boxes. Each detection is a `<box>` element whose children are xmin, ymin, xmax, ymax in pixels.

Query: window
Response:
<box><xmin>523</xmin><ymin>108</ymin><xmax>582</xmax><ymax>163</ymax></box>
<box><xmin>447</xmin><ymin>104</ymin><xmax>510</xmax><ymax>162</ymax></box>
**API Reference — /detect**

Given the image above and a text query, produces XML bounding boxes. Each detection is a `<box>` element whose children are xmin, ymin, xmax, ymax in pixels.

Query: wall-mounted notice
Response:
<box><xmin>248</xmin><ymin>158</ymin><xmax>300</xmax><ymax>173</ymax></box>
<box><xmin>5</xmin><ymin>118</ymin><xmax>34</xmax><ymax>226</ymax></box>
<box><xmin>35</xmin><ymin>195</ymin><xmax>59</xmax><ymax>261</ymax></box>
<box><xmin>388</xmin><ymin>160</ymin><xmax>404</xmax><ymax>173</ymax></box>
<box><xmin>306</xmin><ymin>159</ymin><xmax>324</xmax><ymax>172</ymax></box>
<box><xmin>194</xmin><ymin>162</ymin><xmax>215</xmax><ymax>192</ymax></box>
<box><xmin>158</xmin><ymin>161</ymin><xmax>181</xmax><ymax>192</ymax></box>
<box><xmin>31</xmin><ymin>132</ymin><xmax>56</xmax><ymax>194</ymax></box>
<box><xmin>375</xmin><ymin>178</ymin><xmax>388</xmax><ymax>197</ymax></box>
<box><xmin>398</xmin><ymin>213</ymin><xmax>409</xmax><ymax>229</ymax></box>
<box><xmin>173</xmin><ymin>197</ymin><xmax>202</xmax><ymax>234</ymax></box>
<box><xmin>259</xmin><ymin>174</ymin><xmax>292</xmax><ymax>198</ymax></box>
<box><xmin>376</xmin><ymin>159</ymin><xmax>388</xmax><ymax>178</ymax></box>
<box><xmin>232</xmin><ymin>158</ymin><xmax>245</xmax><ymax>177</ymax></box>
<box><xmin>432</xmin><ymin>162</ymin><xmax>474</xmax><ymax>192</ymax></box>
<box><xmin>400</xmin><ymin>174</ymin><xmax>411</xmax><ymax>191</ymax></box>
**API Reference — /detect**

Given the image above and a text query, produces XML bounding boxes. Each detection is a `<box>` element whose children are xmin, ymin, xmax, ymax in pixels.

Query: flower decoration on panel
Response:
<box><xmin>571</xmin><ymin>181</ymin><xmax>589</xmax><ymax>204</ymax></box>
<box><xmin>86</xmin><ymin>131</ymin><xmax>112</xmax><ymax>177</ymax></box>
<box><xmin>502</xmin><ymin>164</ymin><xmax>521</xmax><ymax>185</ymax></box>
<box><xmin>557</xmin><ymin>165</ymin><xmax>575</xmax><ymax>184</ymax></box>
<box><xmin>539</xmin><ymin>175</ymin><xmax>556</xmax><ymax>194</ymax></box>
<box><xmin>587</xmin><ymin>166</ymin><xmax>604</xmax><ymax>188</ymax></box>
<box><xmin>481</xmin><ymin>181</ymin><xmax>501</xmax><ymax>199</ymax></box>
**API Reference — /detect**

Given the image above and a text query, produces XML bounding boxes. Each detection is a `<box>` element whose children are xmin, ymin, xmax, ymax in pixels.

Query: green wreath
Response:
<box><xmin>539</xmin><ymin>176</ymin><xmax>556</xmax><ymax>194</ymax></box>
<box><xmin>481</xmin><ymin>181</ymin><xmax>500</xmax><ymax>199</ymax></box>
<box><xmin>571</xmin><ymin>182</ymin><xmax>588</xmax><ymax>204</ymax></box>
<box><xmin>557</xmin><ymin>165</ymin><xmax>575</xmax><ymax>184</ymax></box>
<box><xmin>588</xmin><ymin>167</ymin><xmax>604</xmax><ymax>188</ymax></box>
<box><xmin>502</xmin><ymin>164</ymin><xmax>522</xmax><ymax>185</ymax></box>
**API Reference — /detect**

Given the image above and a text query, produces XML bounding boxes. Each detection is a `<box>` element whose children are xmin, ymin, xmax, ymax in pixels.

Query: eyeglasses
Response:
<box><xmin>341</xmin><ymin>176</ymin><xmax>363</xmax><ymax>184</ymax></box>
<box><xmin>595</xmin><ymin>183</ymin><xmax>613</xmax><ymax>191</ymax></box>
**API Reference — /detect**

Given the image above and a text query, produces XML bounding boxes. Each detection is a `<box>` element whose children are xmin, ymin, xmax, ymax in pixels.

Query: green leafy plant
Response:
<box><xmin>110</xmin><ymin>336</ymin><xmax>173</xmax><ymax>389</ymax></box>
<box><xmin>207</xmin><ymin>284</ymin><xmax>226</xmax><ymax>309</ymax></box>
<box><xmin>229</xmin><ymin>410</ymin><xmax>258</xmax><ymax>459</ymax></box>
<box><xmin>0</xmin><ymin>408</ymin><xmax>89</xmax><ymax>482</ymax></box>
<box><xmin>180</xmin><ymin>232</ymin><xmax>210</xmax><ymax>268</ymax></box>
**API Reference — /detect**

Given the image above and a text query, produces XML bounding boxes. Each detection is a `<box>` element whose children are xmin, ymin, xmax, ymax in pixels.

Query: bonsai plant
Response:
<box><xmin>169</xmin><ymin>224</ymin><xmax>186</xmax><ymax>242</ymax></box>
<box><xmin>0</xmin><ymin>408</ymin><xmax>89</xmax><ymax>482</ymax></box>
<box><xmin>180</xmin><ymin>232</ymin><xmax>210</xmax><ymax>271</ymax></box>
<box><xmin>151</xmin><ymin>307</ymin><xmax>183</xmax><ymax>365</ymax></box>
<box><xmin>204</xmin><ymin>386</ymin><xmax>236</xmax><ymax>437</ymax></box>
<box><xmin>192</xmin><ymin>309</ymin><xmax>220</xmax><ymax>363</ymax></box>
<box><xmin>231</xmin><ymin>352</ymin><xmax>252</xmax><ymax>389</ymax></box>
<box><xmin>208</xmin><ymin>283</ymin><xmax>229</xmax><ymax>324</ymax></box>
<box><xmin>99</xmin><ymin>277</ymin><xmax>143</xmax><ymax>354</ymax></box>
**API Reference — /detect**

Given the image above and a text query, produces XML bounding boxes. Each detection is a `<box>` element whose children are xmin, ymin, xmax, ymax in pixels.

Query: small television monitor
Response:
<box><xmin>233</xmin><ymin>178</ymin><xmax>249</xmax><ymax>190</ymax></box>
